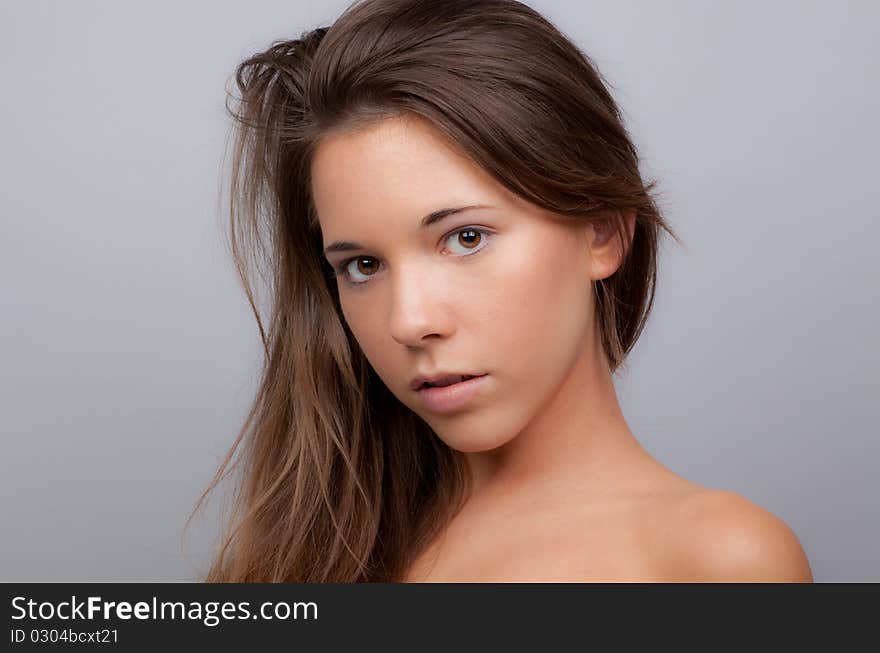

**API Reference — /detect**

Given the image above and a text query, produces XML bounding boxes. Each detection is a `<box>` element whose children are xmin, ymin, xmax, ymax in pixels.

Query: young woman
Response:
<box><xmin>191</xmin><ymin>0</ymin><xmax>813</xmax><ymax>582</ymax></box>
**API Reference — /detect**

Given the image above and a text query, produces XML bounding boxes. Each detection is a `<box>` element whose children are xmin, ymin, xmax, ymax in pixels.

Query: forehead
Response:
<box><xmin>310</xmin><ymin>115</ymin><xmax>507</xmax><ymax>233</ymax></box>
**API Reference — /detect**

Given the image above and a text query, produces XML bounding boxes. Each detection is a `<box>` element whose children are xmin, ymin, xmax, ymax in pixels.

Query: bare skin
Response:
<box><xmin>402</xmin><ymin>477</ymin><xmax>814</xmax><ymax>582</ymax></box>
<box><xmin>403</xmin><ymin>313</ymin><xmax>714</xmax><ymax>581</ymax></box>
<box><xmin>403</xmin><ymin>456</ymin><xmax>704</xmax><ymax>582</ymax></box>
<box><xmin>311</xmin><ymin>113</ymin><xmax>813</xmax><ymax>583</ymax></box>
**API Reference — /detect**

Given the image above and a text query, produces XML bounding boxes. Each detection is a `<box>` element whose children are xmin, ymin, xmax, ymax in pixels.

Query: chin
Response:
<box><xmin>436</xmin><ymin>429</ymin><xmax>516</xmax><ymax>454</ymax></box>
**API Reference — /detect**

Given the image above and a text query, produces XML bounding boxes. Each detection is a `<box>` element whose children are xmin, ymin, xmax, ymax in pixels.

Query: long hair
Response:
<box><xmin>187</xmin><ymin>0</ymin><xmax>682</xmax><ymax>582</ymax></box>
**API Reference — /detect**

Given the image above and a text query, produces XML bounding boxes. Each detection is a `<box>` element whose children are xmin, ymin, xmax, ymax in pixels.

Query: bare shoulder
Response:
<box><xmin>656</xmin><ymin>489</ymin><xmax>814</xmax><ymax>582</ymax></box>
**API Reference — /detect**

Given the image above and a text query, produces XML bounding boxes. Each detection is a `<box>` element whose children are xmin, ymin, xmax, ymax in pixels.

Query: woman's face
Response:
<box><xmin>311</xmin><ymin>114</ymin><xmax>601</xmax><ymax>453</ymax></box>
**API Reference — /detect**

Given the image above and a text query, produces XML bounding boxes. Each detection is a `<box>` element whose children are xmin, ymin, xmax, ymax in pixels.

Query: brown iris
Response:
<box><xmin>355</xmin><ymin>257</ymin><xmax>379</xmax><ymax>276</ymax></box>
<box><xmin>458</xmin><ymin>228</ymin><xmax>481</xmax><ymax>248</ymax></box>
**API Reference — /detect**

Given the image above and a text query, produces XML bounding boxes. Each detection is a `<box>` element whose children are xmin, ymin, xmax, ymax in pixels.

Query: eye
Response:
<box><xmin>334</xmin><ymin>226</ymin><xmax>492</xmax><ymax>287</ymax></box>
<box><xmin>336</xmin><ymin>256</ymin><xmax>381</xmax><ymax>285</ymax></box>
<box><xmin>446</xmin><ymin>227</ymin><xmax>486</xmax><ymax>255</ymax></box>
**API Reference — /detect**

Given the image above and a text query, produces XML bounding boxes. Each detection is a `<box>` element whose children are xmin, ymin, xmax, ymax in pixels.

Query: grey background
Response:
<box><xmin>1</xmin><ymin>0</ymin><xmax>877</xmax><ymax>581</ymax></box>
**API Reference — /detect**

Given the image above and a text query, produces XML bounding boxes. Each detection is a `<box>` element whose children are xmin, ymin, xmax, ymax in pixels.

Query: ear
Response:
<box><xmin>586</xmin><ymin>209</ymin><xmax>636</xmax><ymax>281</ymax></box>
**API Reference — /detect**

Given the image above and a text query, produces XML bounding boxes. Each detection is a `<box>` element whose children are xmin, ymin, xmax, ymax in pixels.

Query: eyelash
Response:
<box><xmin>332</xmin><ymin>226</ymin><xmax>494</xmax><ymax>287</ymax></box>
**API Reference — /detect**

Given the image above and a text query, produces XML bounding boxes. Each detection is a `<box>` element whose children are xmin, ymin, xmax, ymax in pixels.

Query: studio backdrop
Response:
<box><xmin>1</xmin><ymin>0</ymin><xmax>877</xmax><ymax>581</ymax></box>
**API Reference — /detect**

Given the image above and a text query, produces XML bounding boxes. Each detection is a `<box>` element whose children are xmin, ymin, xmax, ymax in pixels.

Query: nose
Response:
<box><xmin>387</xmin><ymin>263</ymin><xmax>453</xmax><ymax>346</ymax></box>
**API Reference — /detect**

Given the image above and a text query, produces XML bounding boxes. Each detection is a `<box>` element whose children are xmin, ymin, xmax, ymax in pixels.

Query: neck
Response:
<box><xmin>462</xmin><ymin>328</ymin><xmax>648</xmax><ymax>503</ymax></box>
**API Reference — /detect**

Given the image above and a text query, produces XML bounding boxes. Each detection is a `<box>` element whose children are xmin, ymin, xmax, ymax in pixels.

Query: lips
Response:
<box><xmin>414</xmin><ymin>373</ymin><xmax>489</xmax><ymax>413</ymax></box>
<box><xmin>411</xmin><ymin>372</ymin><xmax>487</xmax><ymax>391</ymax></box>
<box><xmin>421</xmin><ymin>374</ymin><xmax>477</xmax><ymax>389</ymax></box>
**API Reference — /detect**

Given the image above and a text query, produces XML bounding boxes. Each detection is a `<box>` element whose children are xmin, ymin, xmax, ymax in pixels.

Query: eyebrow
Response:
<box><xmin>322</xmin><ymin>204</ymin><xmax>491</xmax><ymax>256</ymax></box>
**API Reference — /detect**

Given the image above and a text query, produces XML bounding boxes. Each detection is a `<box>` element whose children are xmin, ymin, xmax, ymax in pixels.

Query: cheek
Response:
<box><xmin>427</xmin><ymin>244</ymin><xmax>590</xmax><ymax>452</ymax></box>
<box><xmin>480</xmin><ymin>239</ymin><xmax>590</xmax><ymax>387</ymax></box>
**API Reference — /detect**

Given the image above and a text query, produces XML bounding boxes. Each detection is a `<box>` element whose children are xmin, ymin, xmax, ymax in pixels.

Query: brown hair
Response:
<box><xmin>187</xmin><ymin>0</ymin><xmax>682</xmax><ymax>582</ymax></box>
